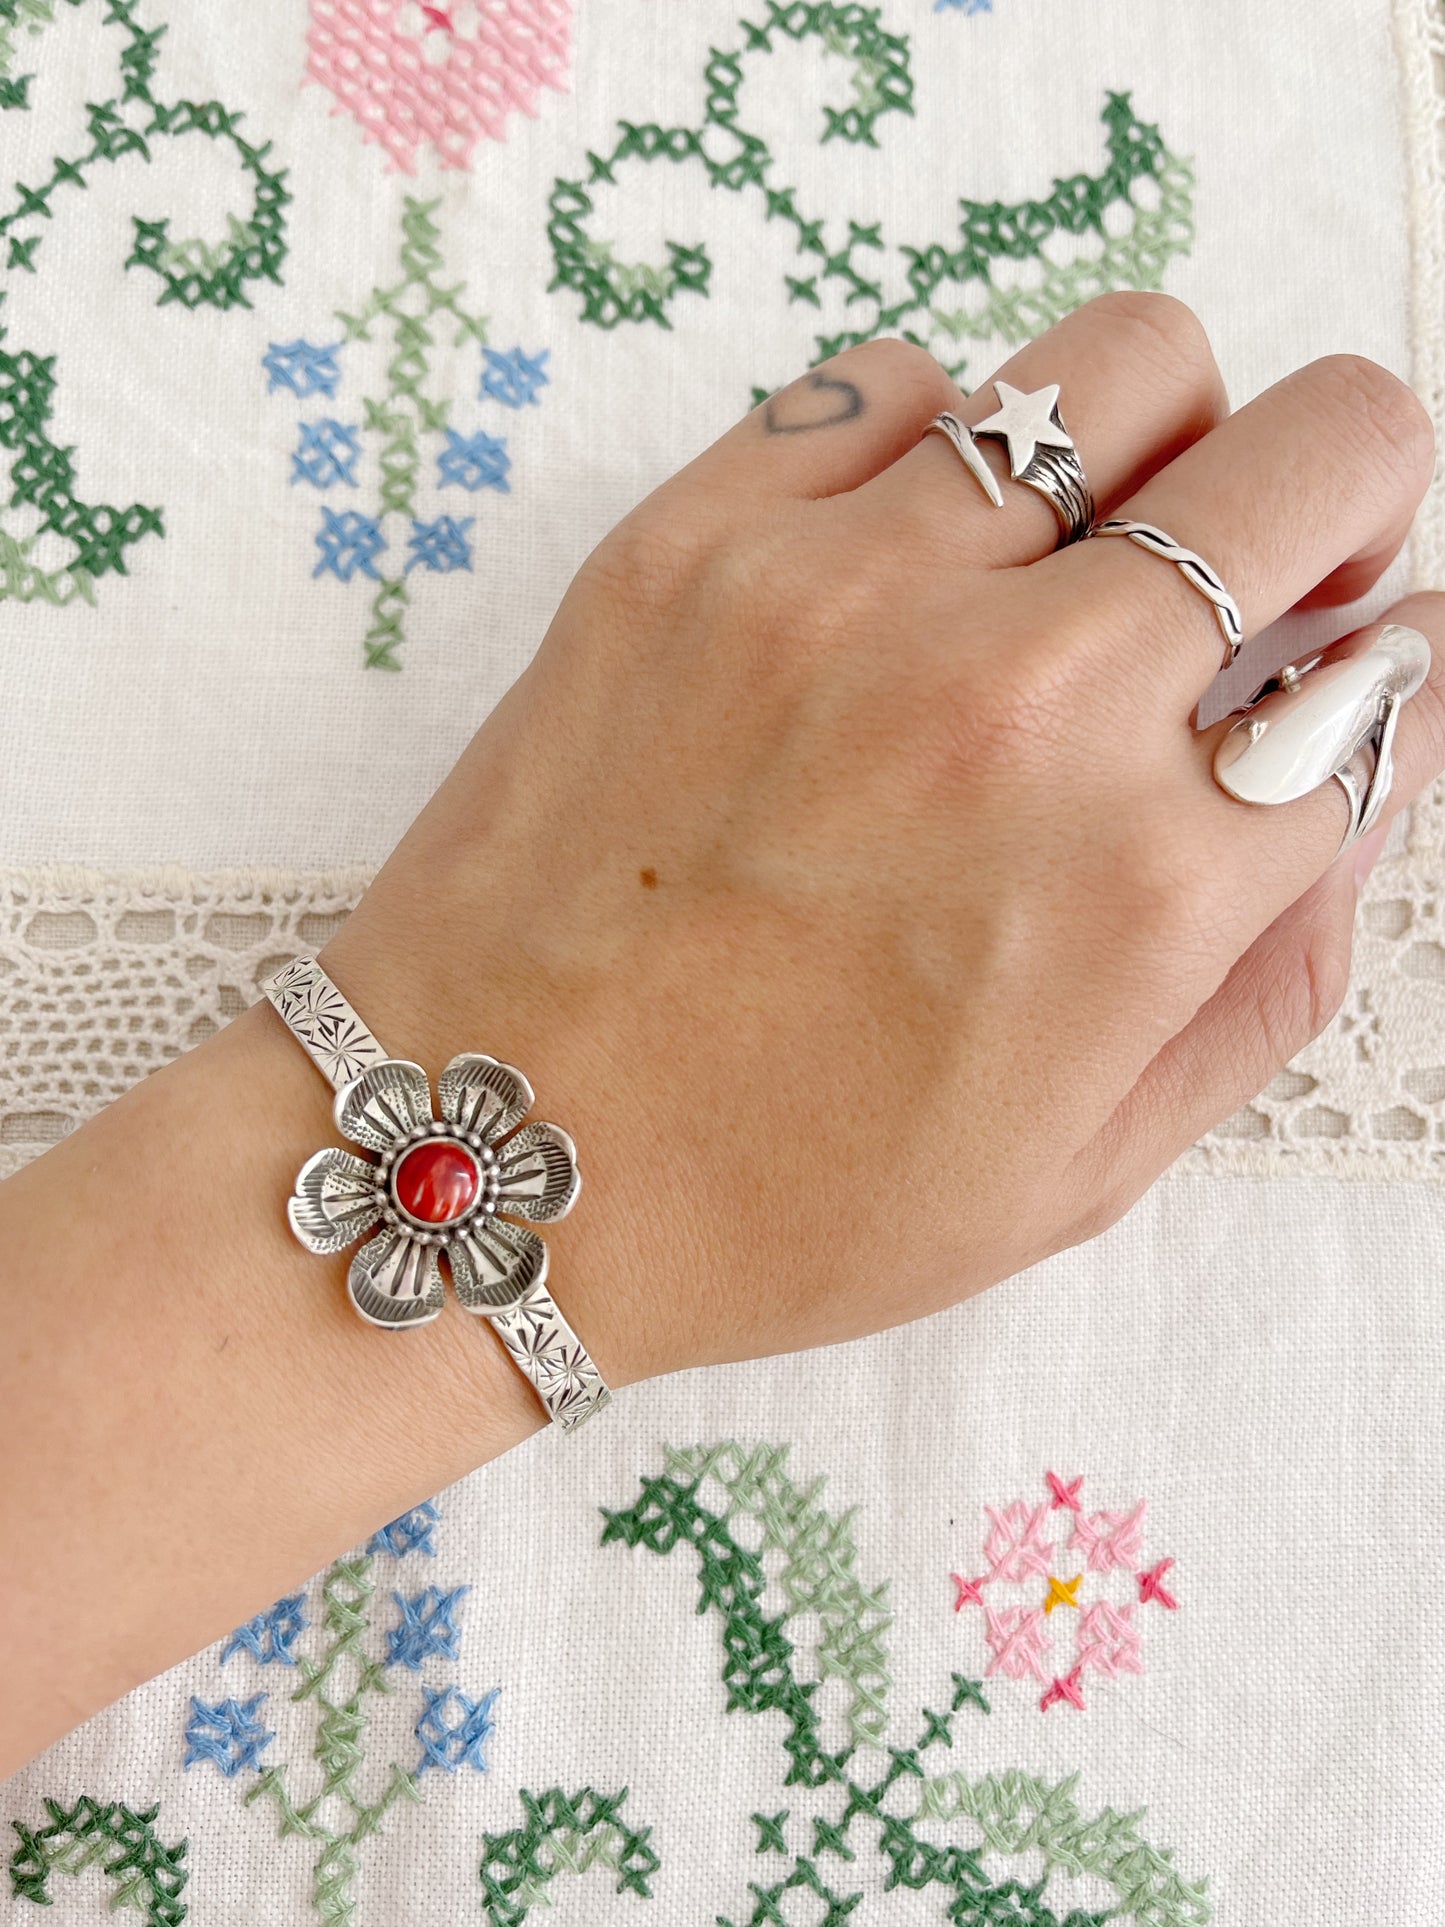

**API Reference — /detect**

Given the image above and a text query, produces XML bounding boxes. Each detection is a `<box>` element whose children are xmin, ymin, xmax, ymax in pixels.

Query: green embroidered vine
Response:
<box><xmin>333</xmin><ymin>195</ymin><xmax>490</xmax><ymax>671</ymax></box>
<box><xmin>0</xmin><ymin>0</ymin><xmax>56</xmax><ymax>109</ymax></box>
<box><xmin>480</xmin><ymin>1786</ymin><xmax>661</xmax><ymax>1925</ymax></box>
<box><xmin>9</xmin><ymin>1795</ymin><xmax>188</xmax><ymax>1924</ymax></box>
<box><xmin>0</xmin><ymin>0</ymin><xmax>288</xmax><ymax>603</ymax></box>
<box><xmin>602</xmin><ymin>1444</ymin><xmax>1213</xmax><ymax>1925</ymax></box>
<box><xmin>547</xmin><ymin>1</ymin><xmax>1192</xmax><ymax>395</ymax></box>
<box><xmin>240</xmin><ymin>1554</ymin><xmax>424</xmax><ymax>1927</ymax></box>
<box><xmin>664</xmin><ymin>1441</ymin><xmax>894</xmax><ymax>1750</ymax></box>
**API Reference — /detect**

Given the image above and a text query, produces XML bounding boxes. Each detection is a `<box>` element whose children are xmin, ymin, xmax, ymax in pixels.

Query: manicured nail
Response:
<box><xmin>1352</xmin><ymin>824</ymin><xmax>1388</xmax><ymax>890</ymax></box>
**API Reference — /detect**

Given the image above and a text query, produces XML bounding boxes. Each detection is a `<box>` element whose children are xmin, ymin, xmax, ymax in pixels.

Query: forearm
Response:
<box><xmin>0</xmin><ymin>967</ymin><xmax>555</xmax><ymax>1776</ymax></box>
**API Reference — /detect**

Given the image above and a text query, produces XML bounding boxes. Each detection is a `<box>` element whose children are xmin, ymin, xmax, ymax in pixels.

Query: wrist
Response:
<box><xmin>314</xmin><ymin>902</ymin><xmax>693</xmax><ymax>1395</ymax></box>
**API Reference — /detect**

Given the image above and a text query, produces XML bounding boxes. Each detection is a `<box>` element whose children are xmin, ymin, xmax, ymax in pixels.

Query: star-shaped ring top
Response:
<box><xmin>943</xmin><ymin>379</ymin><xmax>1094</xmax><ymax>546</ymax></box>
<box><xmin>971</xmin><ymin>381</ymin><xmax>1076</xmax><ymax>478</ymax></box>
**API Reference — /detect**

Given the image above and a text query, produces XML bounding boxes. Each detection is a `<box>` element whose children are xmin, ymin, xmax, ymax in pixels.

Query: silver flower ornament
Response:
<box><xmin>287</xmin><ymin>1053</ymin><xmax>581</xmax><ymax>1330</ymax></box>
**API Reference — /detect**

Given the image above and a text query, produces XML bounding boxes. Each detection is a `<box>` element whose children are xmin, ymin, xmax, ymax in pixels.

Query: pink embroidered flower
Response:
<box><xmin>307</xmin><ymin>0</ymin><xmax>571</xmax><ymax>174</ymax></box>
<box><xmin>1076</xmin><ymin>1601</ymin><xmax>1145</xmax><ymax>1678</ymax></box>
<box><xmin>952</xmin><ymin>1473</ymin><xmax>1178</xmax><ymax>1712</ymax></box>
<box><xmin>1070</xmin><ymin>1500</ymin><xmax>1147</xmax><ymax>1573</ymax></box>
<box><xmin>982</xmin><ymin>1502</ymin><xmax>1053</xmax><ymax>1583</ymax></box>
<box><xmin>983</xmin><ymin>1607</ymin><xmax>1052</xmax><ymax>1682</ymax></box>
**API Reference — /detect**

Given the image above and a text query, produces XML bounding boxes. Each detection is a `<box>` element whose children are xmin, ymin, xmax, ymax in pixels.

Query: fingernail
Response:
<box><xmin>1353</xmin><ymin>824</ymin><xmax>1388</xmax><ymax>890</ymax></box>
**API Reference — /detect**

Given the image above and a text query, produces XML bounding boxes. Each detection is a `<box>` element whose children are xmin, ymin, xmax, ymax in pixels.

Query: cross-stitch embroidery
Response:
<box><xmin>950</xmin><ymin>1470</ymin><xmax>1181</xmax><ymax>1713</ymax></box>
<box><xmin>480</xmin><ymin>1787</ymin><xmax>661</xmax><ymax>1922</ymax></box>
<box><xmin>547</xmin><ymin>1</ymin><xmax>1192</xmax><ymax>399</ymax></box>
<box><xmin>597</xmin><ymin>1441</ymin><xmax>1211</xmax><ymax>1925</ymax></box>
<box><xmin>305</xmin><ymin>0</ymin><xmax>571</xmax><ymax>174</ymax></box>
<box><xmin>8</xmin><ymin>1797</ymin><xmax>189</xmax><ymax>1925</ymax></box>
<box><xmin>263</xmin><ymin>196</ymin><xmax>546</xmax><ymax>669</ymax></box>
<box><xmin>180</xmin><ymin>1500</ymin><xmax>500</xmax><ymax>1925</ymax></box>
<box><xmin>0</xmin><ymin>0</ymin><xmax>289</xmax><ymax>607</ymax></box>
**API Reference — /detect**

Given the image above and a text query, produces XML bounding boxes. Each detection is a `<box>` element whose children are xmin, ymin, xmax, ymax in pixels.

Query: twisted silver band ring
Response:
<box><xmin>1093</xmin><ymin>518</ymin><xmax>1245</xmax><ymax>668</ymax></box>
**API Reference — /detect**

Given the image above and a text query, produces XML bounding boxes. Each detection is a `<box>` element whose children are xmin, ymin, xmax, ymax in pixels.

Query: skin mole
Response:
<box><xmin>639</xmin><ymin>867</ymin><xmax>659</xmax><ymax>890</ymax></box>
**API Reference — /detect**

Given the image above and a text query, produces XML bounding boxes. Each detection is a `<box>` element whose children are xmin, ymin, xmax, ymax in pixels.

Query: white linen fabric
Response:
<box><xmin>1</xmin><ymin>1</ymin><xmax>1443</xmax><ymax>1923</ymax></box>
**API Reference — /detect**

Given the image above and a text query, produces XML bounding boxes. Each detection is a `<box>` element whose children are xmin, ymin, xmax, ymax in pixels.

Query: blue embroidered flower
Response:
<box><xmin>292</xmin><ymin>420</ymin><xmax>363</xmax><ymax>488</ymax></box>
<box><xmin>933</xmin><ymin>0</ymin><xmax>990</xmax><ymax>12</ymax></box>
<box><xmin>263</xmin><ymin>339</ymin><xmax>343</xmax><ymax>397</ymax></box>
<box><xmin>314</xmin><ymin>508</ymin><xmax>386</xmax><ymax>581</ymax></box>
<box><xmin>183</xmin><ymin>1694</ymin><xmax>275</xmax><ymax>1775</ymax></box>
<box><xmin>481</xmin><ymin>345</ymin><xmax>550</xmax><ymax>409</ymax></box>
<box><xmin>387</xmin><ymin>1585</ymin><xmax>470</xmax><ymax>1670</ymax></box>
<box><xmin>369</xmin><ymin>1500</ymin><xmax>441</xmax><ymax>1558</ymax></box>
<box><xmin>437</xmin><ymin>427</ymin><xmax>510</xmax><ymax>493</ymax></box>
<box><xmin>416</xmin><ymin>1683</ymin><xmax>499</xmax><ymax>1773</ymax></box>
<box><xmin>406</xmin><ymin>515</ymin><xmax>473</xmax><ymax>573</ymax></box>
<box><xmin>221</xmin><ymin>1593</ymin><xmax>308</xmax><ymax>1666</ymax></box>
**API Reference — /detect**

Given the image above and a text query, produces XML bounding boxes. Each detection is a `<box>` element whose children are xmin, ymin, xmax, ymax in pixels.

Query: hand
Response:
<box><xmin>7</xmin><ymin>292</ymin><xmax>1443</xmax><ymax>1773</ymax></box>
<box><xmin>317</xmin><ymin>291</ymin><xmax>1445</xmax><ymax>1386</ymax></box>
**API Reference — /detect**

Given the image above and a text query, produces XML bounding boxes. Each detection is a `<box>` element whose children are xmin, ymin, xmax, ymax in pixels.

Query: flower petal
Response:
<box><xmin>493</xmin><ymin>1122</ymin><xmax>581</xmax><ymax>1222</ymax></box>
<box><xmin>287</xmin><ymin>1147</ymin><xmax>384</xmax><ymax>1255</ymax></box>
<box><xmin>447</xmin><ymin>1216</ymin><xmax>548</xmax><ymax>1311</ymax></box>
<box><xmin>436</xmin><ymin>1053</ymin><xmax>533</xmax><ymax>1144</ymax></box>
<box><xmin>347</xmin><ymin>1226</ymin><xmax>445</xmax><ymax>1329</ymax></box>
<box><xmin>335</xmin><ymin>1059</ymin><xmax>433</xmax><ymax>1154</ymax></box>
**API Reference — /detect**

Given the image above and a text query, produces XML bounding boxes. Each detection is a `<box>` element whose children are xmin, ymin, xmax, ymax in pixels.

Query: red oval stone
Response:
<box><xmin>393</xmin><ymin>1139</ymin><xmax>480</xmax><ymax>1225</ymax></box>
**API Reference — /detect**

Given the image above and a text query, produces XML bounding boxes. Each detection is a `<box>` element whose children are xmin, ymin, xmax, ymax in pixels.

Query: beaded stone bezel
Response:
<box><xmin>379</xmin><ymin>1124</ymin><xmax>501</xmax><ymax>1242</ymax></box>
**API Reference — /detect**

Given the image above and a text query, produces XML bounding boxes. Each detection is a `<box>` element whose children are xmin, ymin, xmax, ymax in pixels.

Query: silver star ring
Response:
<box><xmin>925</xmin><ymin>382</ymin><xmax>1094</xmax><ymax>547</ymax></box>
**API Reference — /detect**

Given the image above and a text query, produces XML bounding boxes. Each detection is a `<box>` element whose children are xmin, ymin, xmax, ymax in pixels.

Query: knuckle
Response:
<box><xmin>1255</xmin><ymin>920</ymin><xmax>1354</xmax><ymax>1065</ymax></box>
<box><xmin>580</xmin><ymin>500</ymin><xmax>711</xmax><ymax>614</ymax></box>
<box><xmin>833</xmin><ymin>334</ymin><xmax>951</xmax><ymax>407</ymax></box>
<box><xmin>1307</xmin><ymin>353</ymin><xmax>1436</xmax><ymax>479</ymax></box>
<box><xmin>1081</xmin><ymin>288</ymin><xmax>1214</xmax><ymax>374</ymax></box>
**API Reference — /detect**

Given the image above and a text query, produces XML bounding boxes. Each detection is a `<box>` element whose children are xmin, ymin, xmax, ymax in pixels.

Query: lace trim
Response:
<box><xmin>0</xmin><ymin>835</ymin><xmax>1441</xmax><ymax>1186</ymax></box>
<box><xmin>0</xmin><ymin>867</ymin><xmax>371</xmax><ymax>1182</ymax></box>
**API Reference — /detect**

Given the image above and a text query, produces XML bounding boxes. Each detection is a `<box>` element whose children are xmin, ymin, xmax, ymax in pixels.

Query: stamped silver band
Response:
<box><xmin>262</xmin><ymin>955</ymin><xmax>391</xmax><ymax>1091</ymax></box>
<box><xmin>262</xmin><ymin>954</ymin><xmax>611</xmax><ymax>1433</ymax></box>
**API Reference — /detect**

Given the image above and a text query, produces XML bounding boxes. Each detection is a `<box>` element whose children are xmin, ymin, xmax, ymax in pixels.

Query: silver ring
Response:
<box><xmin>1212</xmin><ymin>624</ymin><xmax>1432</xmax><ymax>854</ymax></box>
<box><xmin>1092</xmin><ymin>519</ymin><xmax>1244</xmax><ymax>668</ymax></box>
<box><xmin>924</xmin><ymin>411</ymin><xmax>1004</xmax><ymax>508</ymax></box>
<box><xmin>261</xmin><ymin>954</ymin><xmax>612</xmax><ymax>1433</ymax></box>
<box><xmin>924</xmin><ymin>381</ymin><xmax>1094</xmax><ymax>547</ymax></box>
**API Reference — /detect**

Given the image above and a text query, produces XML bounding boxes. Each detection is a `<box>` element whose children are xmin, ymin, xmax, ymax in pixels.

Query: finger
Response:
<box><xmin>667</xmin><ymin>336</ymin><xmax>965</xmax><ymax>509</ymax></box>
<box><xmin>842</xmin><ymin>290</ymin><xmax>1227</xmax><ymax>568</ymax></box>
<box><xmin>1088</xmin><ymin>868</ymin><xmax>1358</xmax><ymax>1205</ymax></box>
<box><xmin>1188</xmin><ymin>594</ymin><xmax>1445</xmax><ymax>961</ymax></box>
<box><xmin>1078</xmin><ymin>852</ymin><xmax>1362</xmax><ymax>1213</ymax></box>
<box><xmin>1052</xmin><ymin>354</ymin><xmax>1436</xmax><ymax>707</ymax></box>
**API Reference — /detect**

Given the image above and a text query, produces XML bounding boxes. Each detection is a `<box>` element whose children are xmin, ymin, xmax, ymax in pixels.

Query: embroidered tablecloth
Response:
<box><xmin>3</xmin><ymin>2</ymin><xmax>1444</xmax><ymax>1921</ymax></box>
